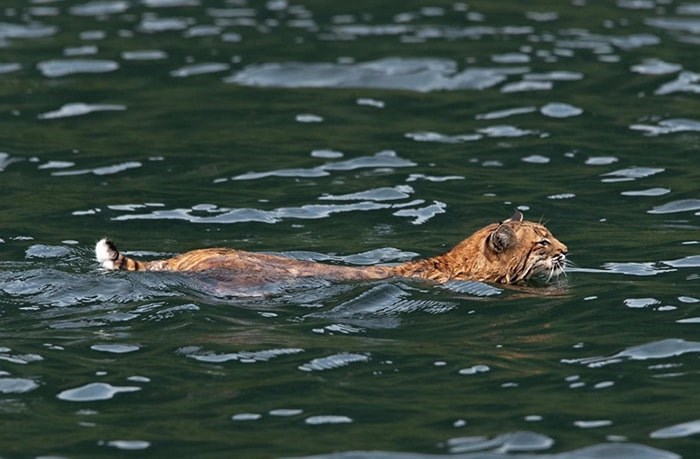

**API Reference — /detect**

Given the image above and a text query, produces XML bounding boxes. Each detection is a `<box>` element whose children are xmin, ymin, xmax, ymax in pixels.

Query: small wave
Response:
<box><xmin>630</xmin><ymin>118</ymin><xmax>700</xmax><ymax>136</ymax></box>
<box><xmin>38</xmin><ymin>102</ymin><xmax>126</xmax><ymax>120</ymax></box>
<box><xmin>563</xmin><ymin>338</ymin><xmax>700</xmax><ymax>368</ymax></box>
<box><xmin>0</xmin><ymin>21</ymin><xmax>57</xmax><ymax>39</ymax></box>
<box><xmin>294</xmin><ymin>441</ymin><xmax>679</xmax><ymax>459</ymax></box>
<box><xmin>630</xmin><ymin>58</ymin><xmax>682</xmax><ymax>75</ymax></box>
<box><xmin>651</xmin><ymin>419</ymin><xmax>700</xmax><ymax>439</ymax></box>
<box><xmin>648</xmin><ymin>199</ymin><xmax>700</xmax><ymax>214</ymax></box>
<box><xmin>57</xmin><ymin>382</ymin><xmax>141</xmax><ymax>402</ymax></box>
<box><xmin>225</xmin><ymin>58</ymin><xmax>528</xmax><ymax>92</ymax></box>
<box><xmin>180</xmin><ymin>346</ymin><xmax>304</xmax><ymax>363</ymax></box>
<box><xmin>69</xmin><ymin>1</ymin><xmax>130</xmax><ymax>16</ymax></box>
<box><xmin>654</xmin><ymin>71</ymin><xmax>700</xmax><ymax>95</ymax></box>
<box><xmin>297</xmin><ymin>352</ymin><xmax>370</xmax><ymax>372</ymax></box>
<box><xmin>540</xmin><ymin>102</ymin><xmax>583</xmax><ymax>118</ymax></box>
<box><xmin>0</xmin><ymin>377</ymin><xmax>40</xmax><ymax>394</ymax></box>
<box><xmin>37</xmin><ymin>59</ymin><xmax>119</xmax><ymax>77</ymax></box>
<box><xmin>600</xmin><ymin>166</ymin><xmax>665</xmax><ymax>183</ymax></box>
<box><xmin>232</xmin><ymin>150</ymin><xmax>415</xmax><ymax>181</ymax></box>
<box><xmin>52</xmin><ymin>161</ymin><xmax>142</xmax><ymax>176</ymax></box>
<box><xmin>170</xmin><ymin>62</ymin><xmax>229</xmax><ymax>77</ymax></box>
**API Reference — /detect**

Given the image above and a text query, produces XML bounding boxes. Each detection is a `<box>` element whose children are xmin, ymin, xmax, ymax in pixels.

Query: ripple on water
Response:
<box><xmin>52</xmin><ymin>161</ymin><xmax>142</xmax><ymax>176</ymax></box>
<box><xmin>654</xmin><ymin>71</ymin><xmax>700</xmax><ymax>95</ymax></box>
<box><xmin>170</xmin><ymin>62</ymin><xmax>229</xmax><ymax>77</ymax></box>
<box><xmin>269</xmin><ymin>408</ymin><xmax>304</xmax><ymax>417</ymax></box>
<box><xmin>648</xmin><ymin>199</ymin><xmax>700</xmax><ymax>214</ymax></box>
<box><xmin>0</xmin><ymin>63</ymin><xmax>21</xmax><ymax>74</ymax></box>
<box><xmin>144</xmin><ymin>0</ymin><xmax>201</xmax><ymax>6</ymax></box>
<box><xmin>298</xmin><ymin>352</ymin><xmax>370</xmax><ymax>372</ymax></box>
<box><xmin>547</xmin><ymin>193</ymin><xmax>575</xmax><ymax>201</ymax></box>
<box><xmin>501</xmin><ymin>80</ymin><xmax>552</xmax><ymax>93</ymax></box>
<box><xmin>25</xmin><ymin>244</ymin><xmax>71</xmax><ymax>259</ymax></box>
<box><xmin>524</xmin><ymin>70</ymin><xmax>584</xmax><ymax>81</ymax></box>
<box><xmin>573</xmin><ymin>419</ymin><xmax>613</xmax><ymax>429</ymax></box>
<box><xmin>104</xmin><ymin>440</ymin><xmax>151</xmax><ymax>451</ymax></box>
<box><xmin>458</xmin><ymin>364</ymin><xmax>490</xmax><ymax>375</ymax></box>
<box><xmin>447</xmin><ymin>431</ymin><xmax>554</xmax><ymax>454</ymax></box>
<box><xmin>441</xmin><ymin>280</ymin><xmax>502</xmax><ymax>297</ymax></box>
<box><xmin>179</xmin><ymin>346</ymin><xmax>304</xmax><ymax>363</ymax></box>
<box><xmin>91</xmin><ymin>344</ymin><xmax>141</xmax><ymax>354</ymax></box>
<box><xmin>64</xmin><ymin>45</ymin><xmax>98</xmax><ymax>57</ymax></box>
<box><xmin>621</xmin><ymin>188</ymin><xmax>671</xmax><ymax>197</ymax></box>
<box><xmin>540</xmin><ymin>102</ymin><xmax>583</xmax><ymax>118</ymax></box>
<box><xmin>305</xmin><ymin>442</ymin><xmax>680</xmax><ymax>458</ymax></box>
<box><xmin>225</xmin><ymin>58</ymin><xmax>528</xmax><ymax>92</ymax></box>
<box><xmin>404</xmin><ymin>131</ymin><xmax>482</xmax><ymax>143</ymax></box>
<box><xmin>0</xmin><ymin>265</ymin><xmax>190</xmax><ymax>310</ymax></box>
<box><xmin>585</xmin><ymin>156</ymin><xmax>618</xmax><ymax>166</ymax></box>
<box><xmin>137</xmin><ymin>17</ymin><xmax>192</xmax><ymax>33</ymax></box>
<box><xmin>57</xmin><ymin>382</ymin><xmax>141</xmax><ymax>402</ymax></box>
<box><xmin>662</xmin><ymin>255</ymin><xmax>700</xmax><ymax>268</ymax></box>
<box><xmin>69</xmin><ymin>1</ymin><xmax>130</xmax><ymax>16</ymax></box>
<box><xmin>522</xmin><ymin>154</ymin><xmax>550</xmax><ymax>164</ymax></box>
<box><xmin>624</xmin><ymin>298</ymin><xmax>660</xmax><ymax>309</ymax></box>
<box><xmin>631</xmin><ymin>58</ymin><xmax>683</xmax><ymax>75</ymax></box>
<box><xmin>491</xmin><ymin>52</ymin><xmax>530</xmax><ymax>64</ymax></box>
<box><xmin>393</xmin><ymin>200</ymin><xmax>447</xmax><ymax>225</ymax></box>
<box><xmin>319</xmin><ymin>185</ymin><xmax>413</xmax><ymax>202</ymax></box>
<box><xmin>478</xmin><ymin>125</ymin><xmax>539</xmax><ymax>138</ymax></box>
<box><xmin>564</xmin><ymin>338</ymin><xmax>700</xmax><ymax>368</ymax></box>
<box><xmin>600</xmin><ymin>166</ymin><xmax>664</xmax><ymax>182</ymax></box>
<box><xmin>308</xmin><ymin>283</ymin><xmax>458</xmax><ymax>329</ymax></box>
<box><xmin>121</xmin><ymin>49</ymin><xmax>168</xmax><ymax>60</ymax></box>
<box><xmin>598</xmin><ymin>261</ymin><xmax>672</xmax><ymax>276</ymax></box>
<box><xmin>630</xmin><ymin>118</ymin><xmax>700</xmax><ymax>135</ymax></box>
<box><xmin>183</xmin><ymin>25</ymin><xmax>222</xmax><ymax>38</ymax></box>
<box><xmin>295</xmin><ymin>113</ymin><xmax>324</xmax><ymax>123</ymax></box>
<box><xmin>233</xmin><ymin>151</ymin><xmax>415</xmax><ymax>180</ymax></box>
<box><xmin>0</xmin><ymin>22</ymin><xmax>58</xmax><ymax>39</ymax></box>
<box><xmin>110</xmin><ymin>201</ymin><xmax>403</xmax><ymax>224</ymax></box>
<box><xmin>651</xmin><ymin>419</ymin><xmax>700</xmax><ymax>439</ymax></box>
<box><xmin>37</xmin><ymin>59</ymin><xmax>119</xmax><ymax>77</ymax></box>
<box><xmin>305</xmin><ymin>415</ymin><xmax>353</xmax><ymax>425</ymax></box>
<box><xmin>38</xmin><ymin>103</ymin><xmax>126</xmax><ymax>120</ymax></box>
<box><xmin>0</xmin><ymin>153</ymin><xmax>22</xmax><ymax>172</ymax></box>
<box><xmin>356</xmin><ymin>97</ymin><xmax>385</xmax><ymax>108</ymax></box>
<box><xmin>0</xmin><ymin>378</ymin><xmax>40</xmax><ymax>394</ymax></box>
<box><xmin>475</xmin><ymin>106</ymin><xmax>537</xmax><ymax>120</ymax></box>
<box><xmin>311</xmin><ymin>149</ymin><xmax>343</xmax><ymax>159</ymax></box>
<box><xmin>645</xmin><ymin>17</ymin><xmax>700</xmax><ymax>34</ymax></box>
<box><xmin>232</xmin><ymin>413</ymin><xmax>262</xmax><ymax>421</ymax></box>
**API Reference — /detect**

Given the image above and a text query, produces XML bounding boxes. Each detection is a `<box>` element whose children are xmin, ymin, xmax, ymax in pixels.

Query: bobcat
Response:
<box><xmin>96</xmin><ymin>211</ymin><xmax>567</xmax><ymax>285</ymax></box>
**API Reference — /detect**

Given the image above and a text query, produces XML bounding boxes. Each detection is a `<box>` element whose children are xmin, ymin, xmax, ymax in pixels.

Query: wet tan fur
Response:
<box><xmin>97</xmin><ymin>213</ymin><xmax>567</xmax><ymax>285</ymax></box>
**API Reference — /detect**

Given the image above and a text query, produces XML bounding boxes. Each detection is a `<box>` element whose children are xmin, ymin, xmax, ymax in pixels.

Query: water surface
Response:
<box><xmin>1</xmin><ymin>0</ymin><xmax>699</xmax><ymax>457</ymax></box>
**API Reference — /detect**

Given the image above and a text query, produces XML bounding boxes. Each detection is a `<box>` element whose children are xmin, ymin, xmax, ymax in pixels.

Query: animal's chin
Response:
<box><xmin>528</xmin><ymin>259</ymin><xmax>566</xmax><ymax>283</ymax></box>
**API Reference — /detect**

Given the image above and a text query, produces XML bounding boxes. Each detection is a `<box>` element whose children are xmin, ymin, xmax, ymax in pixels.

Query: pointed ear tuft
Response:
<box><xmin>506</xmin><ymin>210</ymin><xmax>524</xmax><ymax>222</ymax></box>
<box><xmin>488</xmin><ymin>225</ymin><xmax>516</xmax><ymax>253</ymax></box>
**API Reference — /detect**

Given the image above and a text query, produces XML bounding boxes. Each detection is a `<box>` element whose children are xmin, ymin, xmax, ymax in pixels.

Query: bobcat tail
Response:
<box><xmin>95</xmin><ymin>238</ymin><xmax>144</xmax><ymax>271</ymax></box>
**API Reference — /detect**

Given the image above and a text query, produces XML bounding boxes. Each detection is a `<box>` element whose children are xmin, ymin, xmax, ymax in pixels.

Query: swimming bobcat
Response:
<box><xmin>95</xmin><ymin>211</ymin><xmax>568</xmax><ymax>284</ymax></box>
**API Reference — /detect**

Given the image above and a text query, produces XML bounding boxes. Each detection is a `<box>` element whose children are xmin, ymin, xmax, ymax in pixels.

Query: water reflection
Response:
<box><xmin>226</xmin><ymin>59</ymin><xmax>529</xmax><ymax>92</ymax></box>
<box><xmin>563</xmin><ymin>338</ymin><xmax>700</xmax><ymax>368</ymax></box>
<box><xmin>290</xmin><ymin>442</ymin><xmax>680</xmax><ymax>459</ymax></box>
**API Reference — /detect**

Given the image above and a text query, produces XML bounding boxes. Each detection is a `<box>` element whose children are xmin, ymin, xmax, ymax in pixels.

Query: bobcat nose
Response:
<box><xmin>560</xmin><ymin>244</ymin><xmax>568</xmax><ymax>256</ymax></box>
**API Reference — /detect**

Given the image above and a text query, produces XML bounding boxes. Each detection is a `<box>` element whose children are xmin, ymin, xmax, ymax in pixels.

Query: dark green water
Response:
<box><xmin>1</xmin><ymin>0</ymin><xmax>699</xmax><ymax>457</ymax></box>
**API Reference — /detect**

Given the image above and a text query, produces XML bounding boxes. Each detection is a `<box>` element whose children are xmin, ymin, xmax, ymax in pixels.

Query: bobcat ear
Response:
<box><xmin>506</xmin><ymin>210</ymin><xmax>523</xmax><ymax>223</ymax></box>
<box><xmin>488</xmin><ymin>224</ymin><xmax>516</xmax><ymax>253</ymax></box>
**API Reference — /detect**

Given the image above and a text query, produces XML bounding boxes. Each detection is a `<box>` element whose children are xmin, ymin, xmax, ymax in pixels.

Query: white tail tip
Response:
<box><xmin>95</xmin><ymin>238</ymin><xmax>117</xmax><ymax>270</ymax></box>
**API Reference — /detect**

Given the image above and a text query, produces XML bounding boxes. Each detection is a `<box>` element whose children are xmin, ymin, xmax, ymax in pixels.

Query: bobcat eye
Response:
<box><xmin>538</xmin><ymin>239</ymin><xmax>551</xmax><ymax>246</ymax></box>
